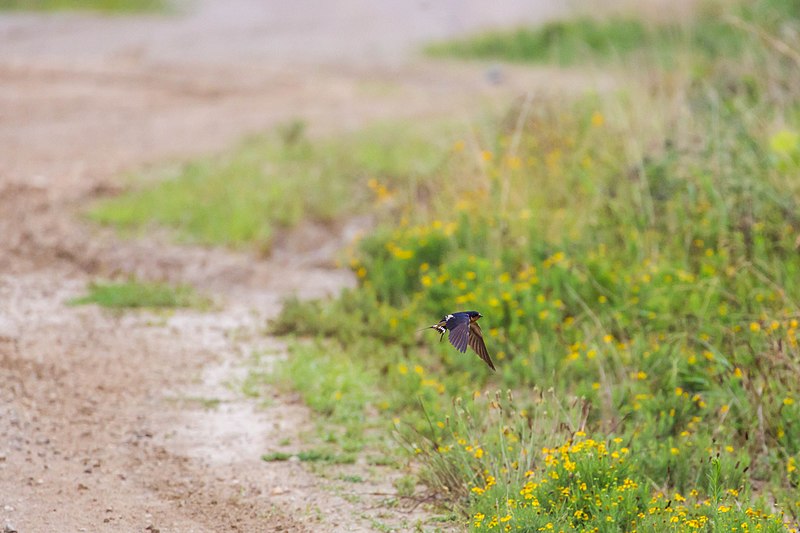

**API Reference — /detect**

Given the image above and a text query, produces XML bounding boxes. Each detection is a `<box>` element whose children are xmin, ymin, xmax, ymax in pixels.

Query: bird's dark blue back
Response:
<box><xmin>444</xmin><ymin>312</ymin><xmax>466</xmax><ymax>327</ymax></box>
<box><xmin>444</xmin><ymin>311</ymin><xmax>478</xmax><ymax>329</ymax></box>
<box><xmin>443</xmin><ymin>312</ymin><xmax>471</xmax><ymax>352</ymax></box>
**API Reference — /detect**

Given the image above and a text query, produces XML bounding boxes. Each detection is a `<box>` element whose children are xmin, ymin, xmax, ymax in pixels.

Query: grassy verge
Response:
<box><xmin>424</xmin><ymin>0</ymin><xmax>797</xmax><ymax>66</ymax></box>
<box><xmin>69</xmin><ymin>280</ymin><xmax>204</xmax><ymax>309</ymax></box>
<box><xmin>1</xmin><ymin>0</ymin><xmax>167</xmax><ymax>13</ymax></box>
<box><xmin>89</xmin><ymin>122</ymin><xmax>450</xmax><ymax>253</ymax></box>
<box><xmin>263</xmin><ymin>1</ymin><xmax>800</xmax><ymax>530</ymax></box>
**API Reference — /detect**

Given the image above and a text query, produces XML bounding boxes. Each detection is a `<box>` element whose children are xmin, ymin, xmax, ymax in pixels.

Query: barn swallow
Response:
<box><xmin>424</xmin><ymin>311</ymin><xmax>495</xmax><ymax>371</ymax></box>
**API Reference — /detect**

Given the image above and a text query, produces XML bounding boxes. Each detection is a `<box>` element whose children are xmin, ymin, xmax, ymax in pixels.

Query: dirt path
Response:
<box><xmin>0</xmin><ymin>2</ymin><xmax>575</xmax><ymax>531</ymax></box>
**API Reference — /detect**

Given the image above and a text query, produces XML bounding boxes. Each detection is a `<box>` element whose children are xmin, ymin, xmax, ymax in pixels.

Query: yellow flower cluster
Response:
<box><xmin>366</xmin><ymin>177</ymin><xmax>393</xmax><ymax>203</ymax></box>
<box><xmin>468</xmin><ymin>428</ymin><xmax>790</xmax><ymax>532</ymax></box>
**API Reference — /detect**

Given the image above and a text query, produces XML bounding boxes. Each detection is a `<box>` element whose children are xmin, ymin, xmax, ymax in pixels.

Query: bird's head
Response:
<box><xmin>467</xmin><ymin>311</ymin><xmax>483</xmax><ymax>319</ymax></box>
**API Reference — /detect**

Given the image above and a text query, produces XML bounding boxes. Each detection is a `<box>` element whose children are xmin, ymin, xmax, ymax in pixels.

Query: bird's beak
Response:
<box><xmin>478</xmin><ymin>313</ymin><xmax>483</xmax><ymax>318</ymax></box>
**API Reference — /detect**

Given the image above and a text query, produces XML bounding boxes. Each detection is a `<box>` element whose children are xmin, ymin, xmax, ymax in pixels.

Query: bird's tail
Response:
<box><xmin>419</xmin><ymin>324</ymin><xmax>447</xmax><ymax>345</ymax></box>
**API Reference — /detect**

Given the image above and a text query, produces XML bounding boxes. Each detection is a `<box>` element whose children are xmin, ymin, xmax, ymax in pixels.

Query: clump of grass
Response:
<box><xmin>261</xmin><ymin>451</ymin><xmax>293</xmax><ymax>462</ymax></box>
<box><xmin>261</xmin><ymin>449</ymin><xmax>356</xmax><ymax>464</ymax></box>
<box><xmin>68</xmin><ymin>280</ymin><xmax>202</xmax><ymax>309</ymax></box>
<box><xmin>1</xmin><ymin>0</ymin><xmax>167</xmax><ymax>13</ymax></box>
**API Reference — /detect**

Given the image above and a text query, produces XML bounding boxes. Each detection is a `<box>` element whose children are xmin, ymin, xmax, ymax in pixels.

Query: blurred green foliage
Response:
<box><xmin>2</xmin><ymin>0</ymin><xmax>167</xmax><ymax>13</ymax></box>
<box><xmin>425</xmin><ymin>0</ymin><xmax>799</xmax><ymax>66</ymax></box>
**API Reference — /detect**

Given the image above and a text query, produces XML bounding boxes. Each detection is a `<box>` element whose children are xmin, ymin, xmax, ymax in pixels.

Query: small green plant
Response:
<box><xmin>392</xmin><ymin>475</ymin><xmax>416</xmax><ymax>498</ymax></box>
<box><xmin>68</xmin><ymin>280</ymin><xmax>203</xmax><ymax>309</ymax></box>
<box><xmin>277</xmin><ymin>119</ymin><xmax>308</xmax><ymax>147</ymax></box>
<box><xmin>297</xmin><ymin>449</ymin><xmax>356</xmax><ymax>464</ymax></box>
<box><xmin>261</xmin><ymin>452</ymin><xmax>292</xmax><ymax>462</ymax></box>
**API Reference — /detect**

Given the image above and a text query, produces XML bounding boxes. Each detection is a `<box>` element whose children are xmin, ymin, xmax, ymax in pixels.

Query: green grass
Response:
<box><xmin>1</xmin><ymin>0</ymin><xmax>167</xmax><ymax>13</ymax></box>
<box><xmin>261</xmin><ymin>451</ymin><xmax>293</xmax><ymax>462</ymax></box>
<box><xmin>90</xmin><ymin>122</ymin><xmax>450</xmax><ymax>253</ymax></box>
<box><xmin>260</xmin><ymin>1</ymin><xmax>800</xmax><ymax>530</ymax></box>
<box><xmin>425</xmin><ymin>0</ymin><xmax>798</xmax><ymax>66</ymax></box>
<box><xmin>68</xmin><ymin>280</ymin><xmax>203</xmax><ymax>309</ymax></box>
<box><xmin>426</xmin><ymin>17</ymin><xmax>658</xmax><ymax>65</ymax></box>
<box><xmin>261</xmin><ymin>449</ymin><xmax>357</xmax><ymax>464</ymax></box>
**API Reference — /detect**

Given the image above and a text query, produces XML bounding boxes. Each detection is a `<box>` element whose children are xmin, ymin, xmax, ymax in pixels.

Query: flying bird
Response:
<box><xmin>424</xmin><ymin>311</ymin><xmax>495</xmax><ymax>371</ymax></box>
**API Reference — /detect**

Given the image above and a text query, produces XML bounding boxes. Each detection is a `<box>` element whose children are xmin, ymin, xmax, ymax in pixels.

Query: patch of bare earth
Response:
<box><xmin>0</xmin><ymin>1</ymin><xmax>624</xmax><ymax>531</ymax></box>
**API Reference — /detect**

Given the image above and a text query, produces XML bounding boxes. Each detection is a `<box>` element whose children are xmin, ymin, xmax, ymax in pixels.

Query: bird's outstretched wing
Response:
<box><xmin>468</xmin><ymin>321</ymin><xmax>496</xmax><ymax>371</ymax></box>
<box><xmin>447</xmin><ymin>314</ymin><xmax>470</xmax><ymax>353</ymax></box>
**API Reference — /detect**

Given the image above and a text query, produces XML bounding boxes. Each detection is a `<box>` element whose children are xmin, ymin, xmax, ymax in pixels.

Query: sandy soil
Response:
<box><xmin>0</xmin><ymin>1</ymin><xmax>586</xmax><ymax>531</ymax></box>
